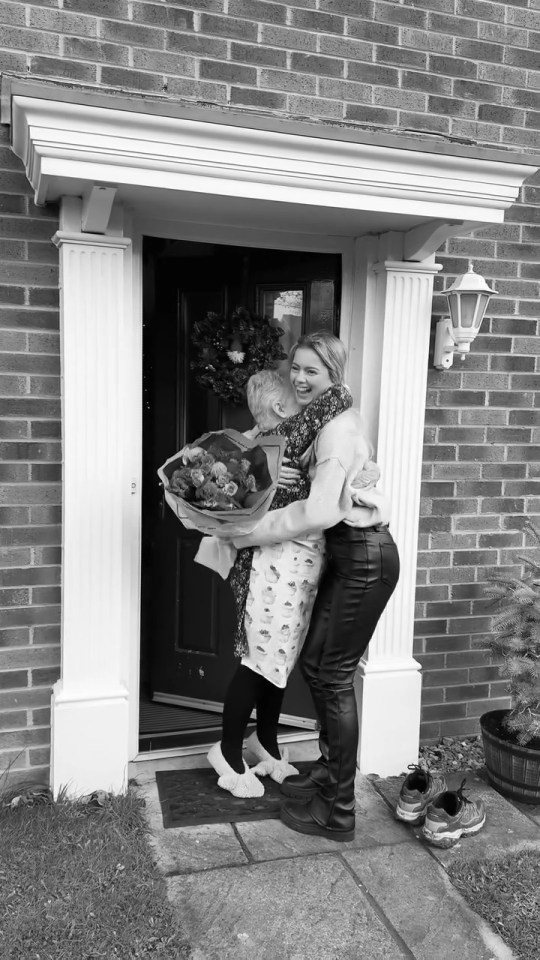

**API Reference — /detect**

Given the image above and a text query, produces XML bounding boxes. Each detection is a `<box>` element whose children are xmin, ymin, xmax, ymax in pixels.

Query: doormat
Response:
<box><xmin>155</xmin><ymin>762</ymin><xmax>314</xmax><ymax>828</ymax></box>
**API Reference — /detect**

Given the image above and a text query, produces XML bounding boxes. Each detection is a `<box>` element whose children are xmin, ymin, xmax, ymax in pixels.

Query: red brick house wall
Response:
<box><xmin>1</xmin><ymin>0</ymin><xmax>539</xmax><ymax>783</ymax></box>
<box><xmin>417</xmin><ymin>218</ymin><xmax>540</xmax><ymax>741</ymax></box>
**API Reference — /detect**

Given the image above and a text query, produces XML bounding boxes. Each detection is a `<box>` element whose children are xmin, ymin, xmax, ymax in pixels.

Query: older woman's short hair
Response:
<box><xmin>246</xmin><ymin>369</ymin><xmax>285</xmax><ymax>430</ymax></box>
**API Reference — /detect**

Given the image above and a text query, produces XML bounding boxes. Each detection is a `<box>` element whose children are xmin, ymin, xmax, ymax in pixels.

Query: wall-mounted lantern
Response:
<box><xmin>433</xmin><ymin>264</ymin><xmax>496</xmax><ymax>370</ymax></box>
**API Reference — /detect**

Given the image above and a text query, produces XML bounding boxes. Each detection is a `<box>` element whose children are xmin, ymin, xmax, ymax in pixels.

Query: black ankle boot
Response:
<box><xmin>280</xmin><ymin>757</ymin><xmax>328</xmax><ymax>800</ymax></box>
<box><xmin>280</xmin><ymin>798</ymin><xmax>355</xmax><ymax>842</ymax></box>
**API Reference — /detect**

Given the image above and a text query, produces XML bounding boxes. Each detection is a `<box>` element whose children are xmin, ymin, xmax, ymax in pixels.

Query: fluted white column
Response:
<box><xmin>50</xmin><ymin>227</ymin><xmax>136</xmax><ymax>796</ymax></box>
<box><xmin>355</xmin><ymin>258</ymin><xmax>441</xmax><ymax>776</ymax></box>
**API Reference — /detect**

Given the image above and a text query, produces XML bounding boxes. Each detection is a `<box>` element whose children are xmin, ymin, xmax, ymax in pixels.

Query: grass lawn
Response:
<box><xmin>448</xmin><ymin>848</ymin><xmax>540</xmax><ymax>960</ymax></box>
<box><xmin>0</xmin><ymin>788</ymin><xmax>190</xmax><ymax>960</ymax></box>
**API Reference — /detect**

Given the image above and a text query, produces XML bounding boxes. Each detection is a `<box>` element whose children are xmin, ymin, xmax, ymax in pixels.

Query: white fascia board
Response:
<box><xmin>11</xmin><ymin>95</ymin><xmax>535</xmax><ymax>225</ymax></box>
<box><xmin>37</xmin><ymin>156</ymin><xmax>508</xmax><ymax>225</ymax></box>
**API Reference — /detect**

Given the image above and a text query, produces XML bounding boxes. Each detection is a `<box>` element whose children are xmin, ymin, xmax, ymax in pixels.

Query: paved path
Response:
<box><xmin>134</xmin><ymin>748</ymin><xmax>540</xmax><ymax>960</ymax></box>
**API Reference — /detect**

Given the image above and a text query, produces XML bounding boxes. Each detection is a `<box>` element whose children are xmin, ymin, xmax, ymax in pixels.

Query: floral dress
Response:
<box><xmin>229</xmin><ymin>384</ymin><xmax>352</xmax><ymax>688</ymax></box>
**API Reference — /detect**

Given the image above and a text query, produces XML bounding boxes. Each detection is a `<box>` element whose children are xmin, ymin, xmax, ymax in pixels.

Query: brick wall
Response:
<box><xmin>1</xmin><ymin>0</ymin><xmax>539</xmax><ymax>782</ymax></box>
<box><xmin>416</xmin><ymin>175</ymin><xmax>540</xmax><ymax>741</ymax></box>
<box><xmin>0</xmin><ymin>123</ymin><xmax>61</xmax><ymax>787</ymax></box>
<box><xmin>0</xmin><ymin>0</ymin><xmax>539</xmax><ymax>146</ymax></box>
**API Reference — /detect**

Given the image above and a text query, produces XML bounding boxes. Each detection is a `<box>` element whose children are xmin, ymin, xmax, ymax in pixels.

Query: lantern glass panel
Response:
<box><xmin>473</xmin><ymin>293</ymin><xmax>490</xmax><ymax>328</ymax></box>
<box><xmin>447</xmin><ymin>293</ymin><xmax>459</xmax><ymax>328</ymax></box>
<box><xmin>451</xmin><ymin>293</ymin><xmax>478</xmax><ymax>328</ymax></box>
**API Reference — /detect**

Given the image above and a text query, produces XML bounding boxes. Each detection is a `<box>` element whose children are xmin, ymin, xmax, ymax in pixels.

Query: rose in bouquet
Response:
<box><xmin>169</xmin><ymin>443</ymin><xmax>259</xmax><ymax>512</ymax></box>
<box><xmin>158</xmin><ymin>429</ymin><xmax>287</xmax><ymax>538</ymax></box>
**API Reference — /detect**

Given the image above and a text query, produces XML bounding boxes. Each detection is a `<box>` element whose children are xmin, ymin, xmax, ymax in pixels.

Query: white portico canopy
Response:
<box><xmin>4</xmin><ymin>76</ymin><xmax>535</xmax><ymax>248</ymax></box>
<box><xmin>3</xmin><ymin>77</ymin><xmax>537</xmax><ymax>794</ymax></box>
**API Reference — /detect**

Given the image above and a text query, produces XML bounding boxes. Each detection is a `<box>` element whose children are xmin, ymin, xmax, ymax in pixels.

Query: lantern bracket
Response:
<box><xmin>434</xmin><ymin>317</ymin><xmax>458</xmax><ymax>370</ymax></box>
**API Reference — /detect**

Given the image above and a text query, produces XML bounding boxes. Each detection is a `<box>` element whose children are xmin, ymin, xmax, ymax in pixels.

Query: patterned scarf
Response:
<box><xmin>229</xmin><ymin>383</ymin><xmax>353</xmax><ymax>657</ymax></box>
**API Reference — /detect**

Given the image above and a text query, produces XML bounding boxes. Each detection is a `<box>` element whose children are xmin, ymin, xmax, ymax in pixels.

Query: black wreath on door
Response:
<box><xmin>190</xmin><ymin>306</ymin><xmax>286</xmax><ymax>405</ymax></box>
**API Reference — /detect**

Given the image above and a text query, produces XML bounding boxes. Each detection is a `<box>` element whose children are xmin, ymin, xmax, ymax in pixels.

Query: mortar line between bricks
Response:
<box><xmin>338</xmin><ymin>853</ymin><xmax>417</xmax><ymax>960</ymax></box>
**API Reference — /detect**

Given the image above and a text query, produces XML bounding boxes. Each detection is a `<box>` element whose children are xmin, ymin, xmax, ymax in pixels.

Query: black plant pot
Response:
<box><xmin>480</xmin><ymin>709</ymin><xmax>540</xmax><ymax>805</ymax></box>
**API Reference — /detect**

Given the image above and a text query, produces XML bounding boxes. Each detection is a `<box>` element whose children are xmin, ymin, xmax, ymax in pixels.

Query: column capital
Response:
<box><xmin>52</xmin><ymin>230</ymin><xmax>131</xmax><ymax>249</ymax></box>
<box><xmin>373</xmin><ymin>259</ymin><xmax>442</xmax><ymax>276</ymax></box>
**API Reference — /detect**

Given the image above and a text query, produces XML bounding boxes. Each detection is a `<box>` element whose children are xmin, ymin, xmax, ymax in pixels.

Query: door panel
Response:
<box><xmin>148</xmin><ymin>276</ymin><xmax>246</xmax><ymax>705</ymax></box>
<box><xmin>142</xmin><ymin>239</ymin><xmax>341</xmax><ymax>727</ymax></box>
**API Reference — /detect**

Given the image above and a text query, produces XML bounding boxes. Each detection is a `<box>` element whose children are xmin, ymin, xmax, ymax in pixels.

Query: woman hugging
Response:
<box><xmin>207</xmin><ymin>332</ymin><xmax>391</xmax><ymax>836</ymax></box>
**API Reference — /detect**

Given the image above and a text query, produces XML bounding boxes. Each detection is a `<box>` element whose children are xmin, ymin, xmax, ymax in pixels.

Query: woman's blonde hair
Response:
<box><xmin>289</xmin><ymin>331</ymin><xmax>347</xmax><ymax>384</ymax></box>
<box><xmin>246</xmin><ymin>369</ymin><xmax>285</xmax><ymax>431</ymax></box>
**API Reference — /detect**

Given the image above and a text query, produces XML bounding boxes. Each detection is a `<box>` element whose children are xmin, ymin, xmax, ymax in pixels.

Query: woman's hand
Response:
<box><xmin>277</xmin><ymin>457</ymin><xmax>303</xmax><ymax>489</ymax></box>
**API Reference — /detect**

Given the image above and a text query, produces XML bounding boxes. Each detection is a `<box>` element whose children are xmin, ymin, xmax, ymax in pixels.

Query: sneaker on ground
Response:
<box><xmin>395</xmin><ymin>764</ymin><xmax>447</xmax><ymax>826</ymax></box>
<box><xmin>422</xmin><ymin>779</ymin><xmax>486</xmax><ymax>849</ymax></box>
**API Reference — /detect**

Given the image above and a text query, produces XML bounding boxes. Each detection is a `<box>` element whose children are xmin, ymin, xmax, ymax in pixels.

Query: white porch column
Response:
<box><xmin>51</xmin><ymin>209</ymin><xmax>136</xmax><ymax>797</ymax></box>
<box><xmin>352</xmin><ymin>247</ymin><xmax>441</xmax><ymax>776</ymax></box>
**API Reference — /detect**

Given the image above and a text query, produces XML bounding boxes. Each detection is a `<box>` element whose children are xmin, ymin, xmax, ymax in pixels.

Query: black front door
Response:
<box><xmin>141</xmin><ymin>238</ymin><xmax>341</xmax><ymax>727</ymax></box>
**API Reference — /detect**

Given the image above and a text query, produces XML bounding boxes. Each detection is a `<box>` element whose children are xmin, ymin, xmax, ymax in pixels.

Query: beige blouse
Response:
<box><xmin>234</xmin><ymin>408</ymin><xmax>391</xmax><ymax>549</ymax></box>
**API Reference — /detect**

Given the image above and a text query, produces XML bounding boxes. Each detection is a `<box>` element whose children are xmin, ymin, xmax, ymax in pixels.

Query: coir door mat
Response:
<box><xmin>155</xmin><ymin>762</ymin><xmax>314</xmax><ymax>828</ymax></box>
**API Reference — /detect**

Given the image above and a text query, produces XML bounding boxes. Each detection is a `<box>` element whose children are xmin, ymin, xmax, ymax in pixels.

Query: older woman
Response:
<box><xmin>233</xmin><ymin>331</ymin><xmax>400</xmax><ymax>842</ymax></box>
<box><xmin>207</xmin><ymin>369</ymin><xmax>354</xmax><ymax>798</ymax></box>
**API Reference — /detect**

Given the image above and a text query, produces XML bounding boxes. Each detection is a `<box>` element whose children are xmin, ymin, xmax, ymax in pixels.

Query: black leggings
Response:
<box><xmin>221</xmin><ymin>665</ymin><xmax>285</xmax><ymax>773</ymax></box>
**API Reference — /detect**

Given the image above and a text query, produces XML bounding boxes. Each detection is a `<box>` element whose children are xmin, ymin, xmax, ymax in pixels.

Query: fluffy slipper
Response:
<box><xmin>244</xmin><ymin>732</ymin><xmax>299</xmax><ymax>784</ymax></box>
<box><xmin>207</xmin><ymin>742</ymin><xmax>264</xmax><ymax>798</ymax></box>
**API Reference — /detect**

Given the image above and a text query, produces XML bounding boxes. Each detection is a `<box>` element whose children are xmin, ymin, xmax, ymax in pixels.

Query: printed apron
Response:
<box><xmin>241</xmin><ymin>537</ymin><xmax>325</xmax><ymax>688</ymax></box>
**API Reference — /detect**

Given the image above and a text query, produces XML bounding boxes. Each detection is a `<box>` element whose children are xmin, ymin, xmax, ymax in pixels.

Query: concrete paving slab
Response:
<box><xmin>135</xmin><ymin>761</ymin><xmax>248</xmax><ymax>874</ymax></box>
<box><xmin>510</xmin><ymin>798</ymin><xmax>540</xmax><ymax>829</ymax></box>
<box><xmin>343</xmin><ymin>844</ymin><xmax>515</xmax><ymax>960</ymax></box>
<box><xmin>373</xmin><ymin>772</ymin><xmax>540</xmax><ymax>865</ymax></box>
<box><xmin>236</xmin><ymin>775</ymin><xmax>412</xmax><ymax>861</ymax></box>
<box><xmin>152</xmin><ymin>822</ymin><xmax>248</xmax><ymax>875</ymax></box>
<box><xmin>167</xmin><ymin>854</ymin><xmax>408</xmax><ymax>960</ymax></box>
<box><xmin>235</xmin><ymin>816</ymin><xmax>348</xmax><ymax>858</ymax></box>
<box><xmin>355</xmin><ymin>774</ymin><xmax>415</xmax><ymax>843</ymax></box>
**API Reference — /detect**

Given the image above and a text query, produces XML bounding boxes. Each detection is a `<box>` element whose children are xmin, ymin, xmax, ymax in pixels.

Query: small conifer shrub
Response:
<box><xmin>483</xmin><ymin>520</ymin><xmax>540</xmax><ymax>746</ymax></box>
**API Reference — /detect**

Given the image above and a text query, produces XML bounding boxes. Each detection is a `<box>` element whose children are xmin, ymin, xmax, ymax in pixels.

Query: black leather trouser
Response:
<box><xmin>299</xmin><ymin>522</ymin><xmax>400</xmax><ymax>831</ymax></box>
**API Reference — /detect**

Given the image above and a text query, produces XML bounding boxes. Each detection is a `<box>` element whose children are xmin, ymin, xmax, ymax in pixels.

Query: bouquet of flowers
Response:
<box><xmin>168</xmin><ymin>444</ymin><xmax>257</xmax><ymax>511</ymax></box>
<box><xmin>158</xmin><ymin>429</ymin><xmax>287</xmax><ymax>537</ymax></box>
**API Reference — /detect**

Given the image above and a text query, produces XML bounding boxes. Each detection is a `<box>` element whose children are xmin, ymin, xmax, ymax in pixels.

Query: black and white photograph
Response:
<box><xmin>1</xmin><ymin>1</ymin><xmax>540</xmax><ymax>957</ymax></box>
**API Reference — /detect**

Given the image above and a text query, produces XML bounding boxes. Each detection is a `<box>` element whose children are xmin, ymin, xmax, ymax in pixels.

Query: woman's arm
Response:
<box><xmin>233</xmin><ymin>411</ymin><xmax>371</xmax><ymax>548</ymax></box>
<box><xmin>233</xmin><ymin>456</ymin><xmax>350</xmax><ymax>547</ymax></box>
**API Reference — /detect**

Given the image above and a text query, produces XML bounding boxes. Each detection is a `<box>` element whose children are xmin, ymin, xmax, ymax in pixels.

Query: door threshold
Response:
<box><xmin>152</xmin><ymin>691</ymin><xmax>318</xmax><ymax>731</ymax></box>
<box><xmin>131</xmin><ymin>728</ymin><xmax>319</xmax><ymax>763</ymax></box>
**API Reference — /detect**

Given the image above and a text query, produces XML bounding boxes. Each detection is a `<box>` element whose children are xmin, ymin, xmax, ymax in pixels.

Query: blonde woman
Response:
<box><xmin>233</xmin><ymin>332</ymin><xmax>400</xmax><ymax>841</ymax></box>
